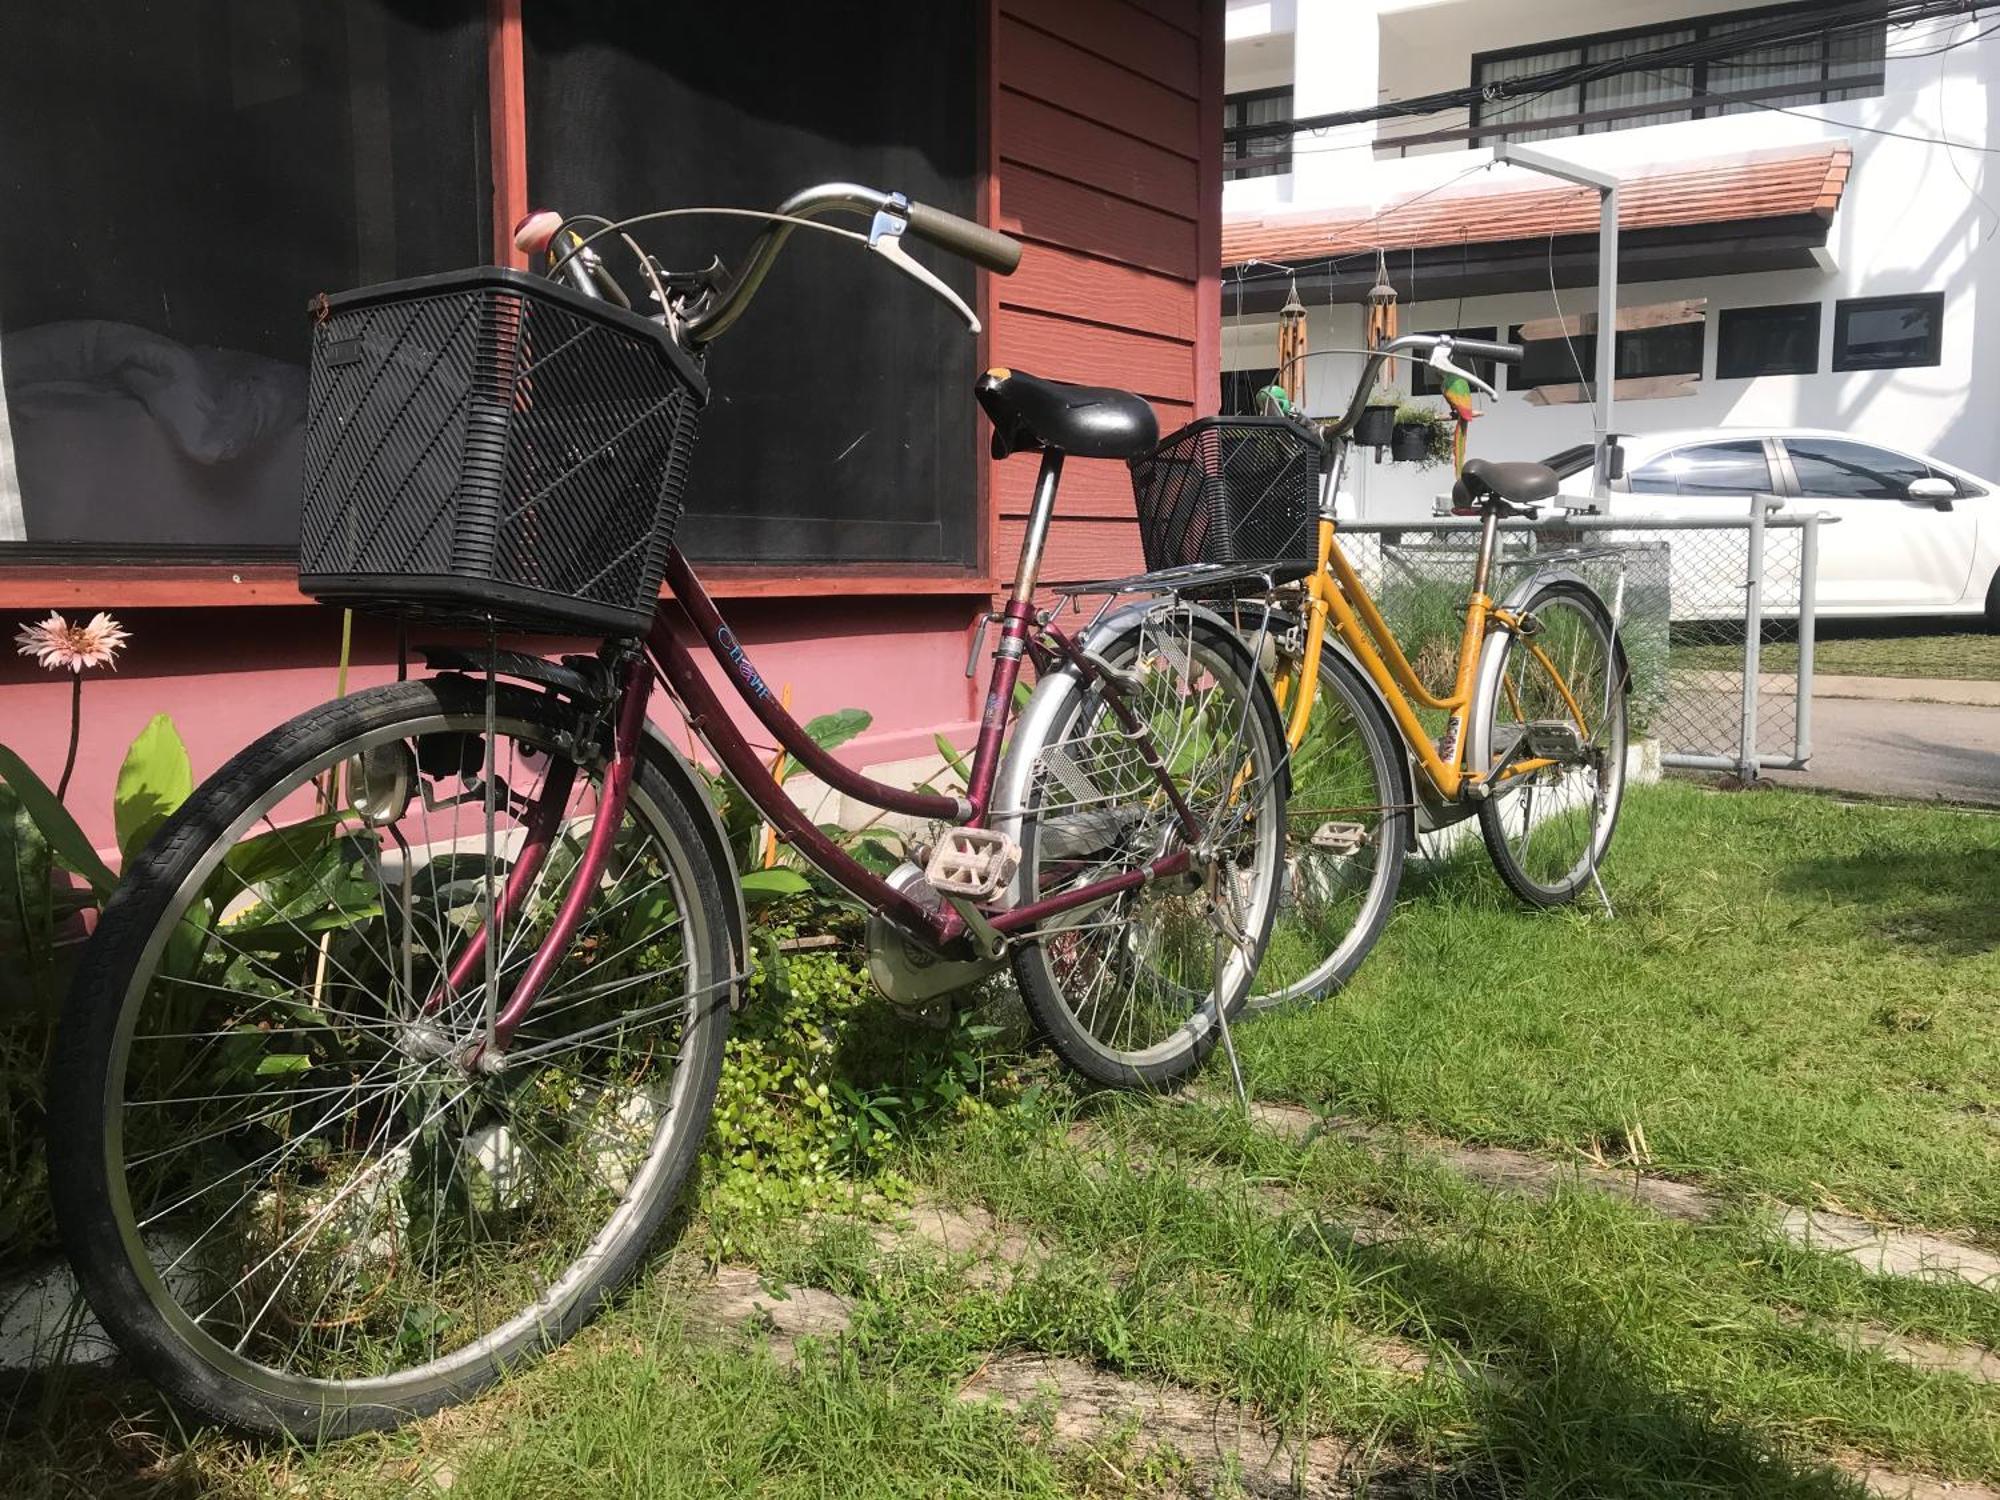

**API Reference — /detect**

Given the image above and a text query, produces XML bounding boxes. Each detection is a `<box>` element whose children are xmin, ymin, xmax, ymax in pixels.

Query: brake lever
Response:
<box><xmin>868</xmin><ymin>203</ymin><xmax>981</xmax><ymax>335</ymax></box>
<box><xmin>1429</xmin><ymin>340</ymin><xmax>1498</xmax><ymax>400</ymax></box>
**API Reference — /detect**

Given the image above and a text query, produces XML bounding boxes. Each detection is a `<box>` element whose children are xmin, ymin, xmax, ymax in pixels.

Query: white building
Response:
<box><xmin>1221</xmin><ymin>0</ymin><xmax>2000</xmax><ymax>519</ymax></box>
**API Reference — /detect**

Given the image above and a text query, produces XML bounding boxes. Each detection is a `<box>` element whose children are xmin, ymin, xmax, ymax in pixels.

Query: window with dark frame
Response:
<box><xmin>1832</xmin><ymin>293</ymin><xmax>1944</xmax><ymax>372</ymax></box>
<box><xmin>1469</xmin><ymin>1</ymin><xmax>1886</xmax><ymax>147</ymax></box>
<box><xmin>524</xmin><ymin>1</ymin><xmax>979</xmax><ymax>569</ymax></box>
<box><xmin>1224</xmin><ymin>87</ymin><xmax>1293</xmax><ymax>181</ymax></box>
<box><xmin>1410</xmin><ymin>328</ymin><xmax>1499</xmax><ymax>397</ymax></box>
<box><xmin>1222</xmin><ymin>368</ymin><xmax>1280</xmax><ymax>415</ymax></box>
<box><xmin>0</xmin><ymin>0</ymin><xmax>489</xmax><ymax>560</ymax></box>
<box><xmin>1506</xmin><ymin>322</ymin><xmax>1704</xmax><ymax>391</ymax></box>
<box><xmin>1717</xmin><ymin>303</ymin><xmax>1820</xmax><ymax>378</ymax></box>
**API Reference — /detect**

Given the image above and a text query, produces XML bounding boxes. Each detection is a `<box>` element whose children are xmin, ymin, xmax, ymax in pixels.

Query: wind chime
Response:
<box><xmin>1276</xmin><ymin>278</ymin><xmax>1307</xmax><ymax>414</ymax></box>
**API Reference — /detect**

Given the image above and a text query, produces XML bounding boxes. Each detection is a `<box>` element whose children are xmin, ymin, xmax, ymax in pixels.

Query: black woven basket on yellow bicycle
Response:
<box><xmin>1127</xmin><ymin>415</ymin><xmax>1328</xmax><ymax>571</ymax></box>
<box><xmin>298</xmin><ymin>267</ymin><xmax>709</xmax><ymax>638</ymax></box>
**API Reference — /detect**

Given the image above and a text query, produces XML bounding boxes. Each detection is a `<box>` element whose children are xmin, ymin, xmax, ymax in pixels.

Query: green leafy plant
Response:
<box><xmin>1390</xmin><ymin>403</ymin><xmax>1455</xmax><ymax>470</ymax></box>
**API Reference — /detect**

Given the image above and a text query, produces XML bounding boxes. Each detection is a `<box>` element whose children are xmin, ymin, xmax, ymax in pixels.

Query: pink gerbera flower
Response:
<box><xmin>14</xmin><ymin>611</ymin><xmax>130</xmax><ymax>673</ymax></box>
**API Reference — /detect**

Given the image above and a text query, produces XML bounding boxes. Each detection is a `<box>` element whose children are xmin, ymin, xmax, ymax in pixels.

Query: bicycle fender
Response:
<box><xmin>1466</xmin><ymin>570</ymin><xmax>1628</xmax><ymax>780</ymax></box>
<box><xmin>640</xmin><ymin>722</ymin><xmax>750</xmax><ymax>1005</ymax></box>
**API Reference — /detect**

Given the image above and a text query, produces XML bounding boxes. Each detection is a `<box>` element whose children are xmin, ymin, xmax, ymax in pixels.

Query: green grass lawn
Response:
<box><xmin>8</xmin><ymin>783</ymin><xmax>1999</xmax><ymax>1498</ymax></box>
<box><xmin>1673</xmin><ymin>620</ymin><xmax>2000</xmax><ymax>680</ymax></box>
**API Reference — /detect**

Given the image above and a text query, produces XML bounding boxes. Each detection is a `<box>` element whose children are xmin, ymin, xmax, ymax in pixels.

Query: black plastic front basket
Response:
<box><xmin>1127</xmin><ymin>416</ymin><xmax>1327</xmax><ymax>571</ymax></box>
<box><xmin>298</xmin><ymin>267</ymin><xmax>708</xmax><ymax>637</ymax></box>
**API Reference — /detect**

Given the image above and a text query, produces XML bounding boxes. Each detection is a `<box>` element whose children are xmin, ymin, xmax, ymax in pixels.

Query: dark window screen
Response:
<box><xmin>1717</xmin><ymin>303</ymin><xmax>1820</xmax><ymax>378</ymax></box>
<box><xmin>1832</xmin><ymin>293</ymin><xmax>1944</xmax><ymax>372</ymax></box>
<box><xmin>525</xmin><ymin>2</ymin><xmax>978</xmax><ymax>568</ymax></box>
<box><xmin>1509</xmin><ymin>322</ymin><xmax>1701</xmax><ymax>391</ymax></box>
<box><xmin>0</xmin><ymin>1</ymin><xmax>488</xmax><ymax>558</ymax></box>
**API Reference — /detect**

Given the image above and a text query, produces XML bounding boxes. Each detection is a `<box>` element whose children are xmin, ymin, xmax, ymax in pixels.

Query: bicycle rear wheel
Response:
<box><xmin>1005</xmin><ymin>606</ymin><xmax>1285</xmax><ymax>1090</ymax></box>
<box><xmin>1474</xmin><ymin>579</ymin><xmax>1628</xmax><ymax>906</ymax></box>
<box><xmin>1251</xmin><ymin>641</ymin><xmax>1408</xmax><ymax>1009</ymax></box>
<box><xmin>49</xmin><ymin>676</ymin><xmax>732</xmax><ymax>1437</ymax></box>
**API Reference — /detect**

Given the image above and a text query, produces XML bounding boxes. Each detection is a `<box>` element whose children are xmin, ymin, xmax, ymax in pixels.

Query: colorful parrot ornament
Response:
<box><xmin>1440</xmin><ymin>372</ymin><xmax>1481</xmax><ymax>473</ymax></box>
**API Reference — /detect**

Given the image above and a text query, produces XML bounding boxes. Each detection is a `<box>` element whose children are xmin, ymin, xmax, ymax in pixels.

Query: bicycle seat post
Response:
<box><xmin>1471</xmin><ymin>502</ymin><xmax>1504</xmax><ymax>600</ymax></box>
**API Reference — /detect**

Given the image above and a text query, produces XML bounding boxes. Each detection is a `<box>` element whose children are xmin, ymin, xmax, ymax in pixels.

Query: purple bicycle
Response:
<box><xmin>47</xmin><ymin>183</ymin><xmax>1287</xmax><ymax>1436</ymax></box>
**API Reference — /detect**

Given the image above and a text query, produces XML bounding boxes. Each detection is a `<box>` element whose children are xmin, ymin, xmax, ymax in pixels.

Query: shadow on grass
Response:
<box><xmin>1295</xmin><ymin>1225</ymin><xmax>1880</xmax><ymax>1500</ymax></box>
<box><xmin>1779</xmin><ymin>847</ymin><xmax>2000</xmax><ymax>956</ymax></box>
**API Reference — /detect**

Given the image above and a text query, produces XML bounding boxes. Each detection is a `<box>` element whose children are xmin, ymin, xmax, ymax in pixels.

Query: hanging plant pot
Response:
<box><xmin>1355</xmin><ymin>405</ymin><xmax>1396</xmax><ymax>448</ymax></box>
<box><xmin>1390</xmin><ymin>422</ymin><xmax>1431</xmax><ymax>463</ymax></box>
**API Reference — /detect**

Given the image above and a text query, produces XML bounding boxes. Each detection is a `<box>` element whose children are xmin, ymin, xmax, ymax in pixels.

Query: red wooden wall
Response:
<box><xmin>985</xmin><ymin>0</ymin><xmax>1222</xmax><ymax>588</ymax></box>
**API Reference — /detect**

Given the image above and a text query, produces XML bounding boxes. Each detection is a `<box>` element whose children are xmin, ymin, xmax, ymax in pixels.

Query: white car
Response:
<box><xmin>1552</xmin><ymin>428</ymin><xmax>1999</xmax><ymax>622</ymax></box>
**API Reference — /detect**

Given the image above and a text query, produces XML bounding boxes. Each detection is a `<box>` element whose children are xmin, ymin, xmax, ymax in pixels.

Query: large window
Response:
<box><xmin>1507</xmin><ymin>323</ymin><xmax>1704</xmax><ymax>391</ymax></box>
<box><xmin>1224</xmin><ymin>88</ymin><xmax>1293</xmax><ymax>181</ymax></box>
<box><xmin>1832</xmin><ymin>293</ymin><xmax>1945</xmax><ymax>373</ymax></box>
<box><xmin>524</xmin><ymin>1</ymin><xmax>978</xmax><ymax>567</ymax></box>
<box><xmin>1470</xmin><ymin>2</ymin><xmax>1886</xmax><ymax>146</ymax></box>
<box><xmin>0</xmin><ymin>1</ymin><xmax>489</xmax><ymax>559</ymax></box>
<box><xmin>1717</xmin><ymin>303</ymin><xmax>1821</xmax><ymax>378</ymax></box>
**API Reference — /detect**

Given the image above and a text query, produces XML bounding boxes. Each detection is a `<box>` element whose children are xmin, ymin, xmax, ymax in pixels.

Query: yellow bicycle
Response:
<box><xmin>1249</xmin><ymin>333</ymin><xmax>1630</xmax><ymax>1008</ymax></box>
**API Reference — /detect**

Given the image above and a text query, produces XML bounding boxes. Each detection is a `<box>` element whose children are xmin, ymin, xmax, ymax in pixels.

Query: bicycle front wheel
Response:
<box><xmin>1006</xmin><ymin>606</ymin><xmax>1286</xmax><ymax>1090</ymax></box>
<box><xmin>1251</xmin><ymin>642</ymin><xmax>1409</xmax><ymax>1009</ymax></box>
<box><xmin>1474</xmin><ymin>579</ymin><xmax>1629</xmax><ymax>906</ymax></box>
<box><xmin>49</xmin><ymin>677</ymin><xmax>732</xmax><ymax>1437</ymax></box>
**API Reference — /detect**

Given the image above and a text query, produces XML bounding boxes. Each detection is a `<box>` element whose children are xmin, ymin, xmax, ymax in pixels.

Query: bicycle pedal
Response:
<box><xmin>1523</xmin><ymin>720</ymin><xmax>1583</xmax><ymax>759</ymax></box>
<box><xmin>924</xmin><ymin>827</ymin><xmax>1021</xmax><ymax>899</ymax></box>
<box><xmin>1310</xmin><ymin>820</ymin><xmax>1369</xmax><ymax>853</ymax></box>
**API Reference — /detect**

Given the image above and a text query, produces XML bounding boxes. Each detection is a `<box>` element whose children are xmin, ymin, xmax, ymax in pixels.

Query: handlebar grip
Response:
<box><xmin>514</xmin><ymin>210</ymin><xmax>563</xmax><ymax>257</ymax></box>
<box><xmin>1449</xmin><ymin>336</ymin><xmax>1524</xmax><ymax>366</ymax></box>
<box><xmin>904</xmin><ymin>201</ymin><xmax>1023</xmax><ymax>275</ymax></box>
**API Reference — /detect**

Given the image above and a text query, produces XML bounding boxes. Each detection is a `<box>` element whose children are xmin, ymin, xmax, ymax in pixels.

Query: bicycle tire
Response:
<box><xmin>49</xmin><ymin>677</ymin><xmax>732</xmax><ymax>1438</ymax></box>
<box><xmin>1250</xmin><ymin>643</ymin><xmax>1409</xmax><ymax>1009</ymax></box>
<box><xmin>1006</xmin><ymin>607</ymin><xmax>1286</xmax><ymax>1090</ymax></box>
<box><xmin>1474</xmin><ymin>579</ymin><xmax>1629</xmax><ymax>907</ymax></box>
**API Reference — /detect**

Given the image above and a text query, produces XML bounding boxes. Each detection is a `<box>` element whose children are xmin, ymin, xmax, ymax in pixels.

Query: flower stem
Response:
<box><xmin>55</xmin><ymin>674</ymin><xmax>81</xmax><ymax>802</ymax></box>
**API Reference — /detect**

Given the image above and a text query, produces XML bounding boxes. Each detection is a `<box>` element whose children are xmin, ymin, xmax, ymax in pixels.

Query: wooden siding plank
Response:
<box><xmin>1002</xmin><ymin>0</ymin><xmax>1199</xmax><ymax>97</ymax></box>
<box><xmin>1003</xmin><ymin>516</ymin><xmax>1148</xmax><ymax>585</ymax></box>
<box><xmin>998</xmin><ymin>90</ymin><xmax>1200</xmax><ymax>216</ymax></box>
<box><xmin>1000</xmin><ymin>165</ymin><xmax>1197</xmax><ymax>280</ymax></box>
<box><xmin>1119</xmin><ymin>0</ymin><xmax>1201</xmax><ymax>38</ymax></box>
<box><xmin>1001</xmin><ymin>245</ymin><xmax>1196</xmax><ymax>342</ymax></box>
<box><xmin>992</xmin><ymin>308</ymin><xmax>1193</xmax><ymax>403</ymax></box>
<box><xmin>1515</xmin><ymin>297</ymin><xmax>1708</xmax><ymax>341</ymax></box>
<box><xmin>998</xmin><ymin>16</ymin><xmax>1200</xmax><ymax>155</ymax></box>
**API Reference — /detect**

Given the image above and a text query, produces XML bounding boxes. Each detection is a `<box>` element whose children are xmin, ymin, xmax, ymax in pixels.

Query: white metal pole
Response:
<box><xmin>1595</xmin><ymin>185</ymin><xmax>1618</xmax><ymax>499</ymax></box>
<box><xmin>1489</xmin><ymin>142</ymin><xmax>1622</xmax><ymax>503</ymax></box>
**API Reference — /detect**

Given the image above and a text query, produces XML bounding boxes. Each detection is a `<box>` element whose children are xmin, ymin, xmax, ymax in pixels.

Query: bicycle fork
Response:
<box><xmin>423</xmin><ymin>652</ymin><xmax>653</xmax><ymax>1068</ymax></box>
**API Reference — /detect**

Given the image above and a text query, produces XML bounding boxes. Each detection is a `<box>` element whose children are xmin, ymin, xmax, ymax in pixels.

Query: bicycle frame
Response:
<box><xmin>1281</xmin><ymin>510</ymin><xmax>1586</xmax><ymax>802</ymax></box>
<box><xmin>467</xmin><ymin>450</ymin><xmax>1204</xmax><ymax>1052</ymax></box>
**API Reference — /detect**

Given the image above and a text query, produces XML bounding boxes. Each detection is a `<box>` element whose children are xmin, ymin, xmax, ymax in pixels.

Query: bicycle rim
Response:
<box><xmin>58</xmin><ymin>684</ymin><xmax>724</xmax><ymax>1419</ymax></box>
<box><xmin>1009</xmin><ymin>608</ymin><xmax>1283</xmax><ymax>1084</ymax></box>
<box><xmin>1478</xmin><ymin>586</ymin><xmax>1628</xmax><ymax>904</ymax></box>
<box><xmin>1252</xmin><ymin>648</ymin><xmax>1407</xmax><ymax>1009</ymax></box>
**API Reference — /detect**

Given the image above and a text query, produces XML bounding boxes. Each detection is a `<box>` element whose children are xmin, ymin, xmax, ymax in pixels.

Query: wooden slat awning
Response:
<box><xmin>1223</xmin><ymin>142</ymin><xmax>1851</xmax><ymax>269</ymax></box>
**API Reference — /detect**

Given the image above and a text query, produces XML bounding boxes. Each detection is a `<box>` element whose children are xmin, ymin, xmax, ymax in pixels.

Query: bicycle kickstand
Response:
<box><xmin>1202</xmin><ymin>857</ymin><xmax>1252</xmax><ymax>1113</ymax></box>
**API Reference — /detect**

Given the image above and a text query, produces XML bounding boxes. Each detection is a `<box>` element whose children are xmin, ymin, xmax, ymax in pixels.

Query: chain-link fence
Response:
<box><xmin>1335</xmin><ymin>502</ymin><xmax>1825</xmax><ymax>778</ymax></box>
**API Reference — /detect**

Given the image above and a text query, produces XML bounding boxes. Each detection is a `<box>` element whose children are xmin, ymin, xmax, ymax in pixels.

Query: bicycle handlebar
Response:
<box><xmin>682</xmin><ymin>182</ymin><xmax>1019</xmax><ymax>344</ymax></box>
<box><xmin>1321</xmin><ymin>333</ymin><xmax>1524</xmax><ymax>439</ymax></box>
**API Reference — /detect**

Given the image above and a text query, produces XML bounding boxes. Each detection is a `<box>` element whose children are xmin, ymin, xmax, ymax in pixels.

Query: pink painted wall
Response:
<box><xmin>0</xmin><ymin>597</ymin><xmax>983</xmax><ymax>856</ymax></box>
